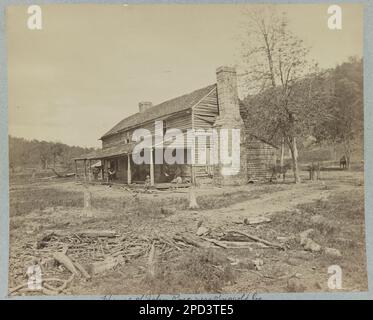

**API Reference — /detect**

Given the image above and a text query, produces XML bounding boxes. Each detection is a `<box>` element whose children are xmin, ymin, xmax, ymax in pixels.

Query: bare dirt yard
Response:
<box><xmin>8</xmin><ymin>169</ymin><xmax>367</xmax><ymax>296</ymax></box>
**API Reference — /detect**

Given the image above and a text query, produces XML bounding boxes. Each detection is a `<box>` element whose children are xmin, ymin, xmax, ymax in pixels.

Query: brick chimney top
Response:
<box><xmin>139</xmin><ymin>101</ymin><xmax>152</xmax><ymax>113</ymax></box>
<box><xmin>216</xmin><ymin>66</ymin><xmax>236</xmax><ymax>74</ymax></box>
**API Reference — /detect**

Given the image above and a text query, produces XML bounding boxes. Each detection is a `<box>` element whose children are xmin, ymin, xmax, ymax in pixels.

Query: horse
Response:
<box><xmin>340</xmin><ymin>155</ymin><xmax>347</xmax><ymax>169</ymax></box>
<box><xmin>308</xmin><ymin>162</ymin><xmax>321</xmax><ymax>180</ymax></box>
<box><xmin>270</xmin><ymin>163</ymin><xmax>292</xmax><ymax>183</ymax></box>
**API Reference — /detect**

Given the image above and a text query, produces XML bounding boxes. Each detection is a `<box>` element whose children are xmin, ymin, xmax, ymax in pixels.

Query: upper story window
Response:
<box><xmin>162</xmin><ymin>120</ymin><xmax>167</xmax><ymax>136</ymax></box>
<box><xmin>122</xmin><ymin>131</ymin><xmax>131</xmax><ymax>144</ymax></box>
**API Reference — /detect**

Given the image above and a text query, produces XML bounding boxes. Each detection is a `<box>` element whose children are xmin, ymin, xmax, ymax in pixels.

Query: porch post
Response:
<box><xmin>83</xmin><ymin>159</ymin><xmax>87</xmax><ymax>182</ymax></box>
<box><xmin>103</xmin><ymin>159</ymin><xmax>107</xmax><ymax>182</ymax></box>
<box><xmin>150</xmin><ymin>148</ymin><xmax>154</xmax><ymax>186</ymax></box>
<box><xmin>101</xmin><ymin>159</ymin><xmax>104</xmax><ymax>181</ymax></box>
<box><xmin>127</xmin><ymin>154</ymin><xmax>132</xmax><ymax>185</ymax></box>
<box><xmin>88</xmin><ymin>160</ymin><xmax>92</xmax><ymax>182</ymax></box>
<box><xmin>74</xmin><ymin>160</ymin><xmax>78</xmax><ymax>181</ymax></box>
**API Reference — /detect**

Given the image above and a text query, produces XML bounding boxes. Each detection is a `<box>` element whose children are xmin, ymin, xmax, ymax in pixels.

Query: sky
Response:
<box><xmin>6</xmin><ymin>3</ymin><xmax>363</xmax><ymax>148</ymax></box>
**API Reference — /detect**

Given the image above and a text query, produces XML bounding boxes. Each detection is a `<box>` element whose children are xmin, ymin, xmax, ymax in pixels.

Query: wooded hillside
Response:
<box><xmin>240</xmin><ymin>58</ymin><xmax>363</xmax><ymax>165</ymax></box>
<box><xmin>9</xmin><ymin>136</ymin><xmax>96</xmax><ymax>172</ymax></box>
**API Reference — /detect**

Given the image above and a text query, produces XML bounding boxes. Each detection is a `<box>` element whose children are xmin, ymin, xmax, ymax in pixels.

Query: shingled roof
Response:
<box><xmin>101</xmin><ymin>84</ymin><xmax>217</xmax><ymax>139</ymax></box>
<box><xmin>74</xmin><ymin>142</ymin><xmax>136</xmax><ymax>160</ymax></box>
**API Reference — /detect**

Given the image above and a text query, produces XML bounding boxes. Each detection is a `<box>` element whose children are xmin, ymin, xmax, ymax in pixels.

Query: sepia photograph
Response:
<box><xmin>5</xmin><ymin>3</ymin><xmax>367</xmax><ymax>297</ymax></box>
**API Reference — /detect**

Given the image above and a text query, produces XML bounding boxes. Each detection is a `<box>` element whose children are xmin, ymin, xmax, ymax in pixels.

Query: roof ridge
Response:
<box><xmin>150</xmin><ymin>83</ymin><xmax>216</xmax><ymax>110</ymax></box>
<box><xmin>100</xmin><ymin>83</ymin><xmax>217</xmax><ymax>139</ymax></box>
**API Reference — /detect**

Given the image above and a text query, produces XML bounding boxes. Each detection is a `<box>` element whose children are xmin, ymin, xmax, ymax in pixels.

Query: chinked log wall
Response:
<box><xmin>246</xmin><ymin>141</ymin><xmax>277</xmax><ymax>180</ymax></box>
<box><xmin>100</xmin><ymin>85</ymin><xmax>277</xmax><ymax>182</ymax></box>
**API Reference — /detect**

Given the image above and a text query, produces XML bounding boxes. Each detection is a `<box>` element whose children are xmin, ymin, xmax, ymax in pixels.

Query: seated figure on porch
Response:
<box><xmin>171</xmin><ymin>176</ymin><xmax>182</xmax><ymax>184</ymax></box>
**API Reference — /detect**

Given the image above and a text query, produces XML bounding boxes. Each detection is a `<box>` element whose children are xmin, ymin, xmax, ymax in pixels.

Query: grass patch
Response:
<box><xmin>145</xmin><ymin>249</ymin><xmax>235</xmax><ymax>294</ymax></box>
<box><xmin>10</xmin><ymin>187</ymin><xmax>83</xmax><ymax>216</ymax></box>
<box><xmin>263</xmin><ymin>188</ymin><xmax>367</xmax><ymax>291</ymax></box>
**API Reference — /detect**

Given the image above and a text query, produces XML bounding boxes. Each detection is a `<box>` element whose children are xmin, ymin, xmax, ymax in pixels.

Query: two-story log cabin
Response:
<box><xmin>74</xmin><ymin>66</ymin><xmax>278</xmax><ymax>186</ymax></box>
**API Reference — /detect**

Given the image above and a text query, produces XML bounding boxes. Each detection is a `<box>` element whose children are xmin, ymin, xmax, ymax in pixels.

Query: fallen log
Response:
<box><xmin>72</xmin><ymin>230</ymin><xmax>117</xmax><ymax>238</ymax></box>
<box><xmin>155</xmin><ymin>236</ymin><xmax>182</xmax><ymax>251</ymax></box>
<box><xmin>87</xmin><ymin>256</ymin><xmax>123</xmax><ymax>275</ymax></box>
<box><xmin>243</xmin><ymin>216</ymin><xmax>271</xmax><ymax>225</ymax></box>
<box><xmin>44</xmin><ymin>230</ymin><xmax>117</xmax><ymax>239</ymax></box>
<box><xmin>226</xmin><ymin>230</ymin><xmax>284</xmax><ymax>250</ymax></box>
<box><xmin>219</xmin><ymin>233</ymin><xmax>249</xmax><ymax>242</ymax></box>
<box><xmin>9</xmin><ymin>275</ymin><xmax>75</xmax><ymax>295</ymax></box>
<box><xmin>53</xmin><ymin>252</ymin><xmax>80</xmax><ymax>276</ymax></box>
<box><xmin>73</xmin><ymin>260</ymin><xmax>91</xmax><ymax>279</ymax></box>
<box><xmin>218</xmin><ymin>240</ymin><xmax>256</xmax><ymax>249</ymax></box>
<box><xmin>201</xmin><ymin>237</ymin><xmax>228</xmax><ymax>249</ymax></box>
<box><xmin>43</xmin><ymin>274</ymin><xmax>75</xmax><ymax>292</ymax></box>
<box><xmin>147</xmin><ymin>242</ymin><xmax>157</xmax><ymax>278</ymax></box>
<box><xmin>173</xmin><ymin>234</ymin><xmax>209</xmax><ymax>248</ymax></box>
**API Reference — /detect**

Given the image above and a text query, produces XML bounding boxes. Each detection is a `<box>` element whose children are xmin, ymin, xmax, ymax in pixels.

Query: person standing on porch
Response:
<box><xmin>108</xmin><ymin>167</ymin><xmax>116</xmax><ymax>187</ymax></box>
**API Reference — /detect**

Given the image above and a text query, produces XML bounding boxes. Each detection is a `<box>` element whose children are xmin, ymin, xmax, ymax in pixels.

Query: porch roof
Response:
<box><xmin>74</xmin><ymin>143</ymin><xmax>136</xmax><ymax>161</ymax></box>
<box><xmin>75</xmin><ymin>132</ymin><xmax>192</xmax><ymax>161</ymax></box>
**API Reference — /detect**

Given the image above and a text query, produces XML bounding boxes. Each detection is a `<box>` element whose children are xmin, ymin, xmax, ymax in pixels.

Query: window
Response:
<box><xmin>163</xmin><ymin>120</ymin><xmax>167</xmax><ymax>136</ymax></box>
<box><xmin>123</xmin><ymin>132</ymin><xmax>131</xmax><ymax>144</ymax></box>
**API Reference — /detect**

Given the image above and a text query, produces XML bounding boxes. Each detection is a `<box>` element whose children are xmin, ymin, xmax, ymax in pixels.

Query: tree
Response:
<box><xmin>39</xmin><ymin>141</ymin><xmax>51</xmax><ymax>169</ymax></box>
<box><xmin>8</xmin><ymin>135</ymin><xmax>96</xmax><ymax>171</ymax></box>
<box><xmin>314</xmin><ymin>58</ymin><xmax>363</xmax><ymax>168</ymax></box>
<box><xmin>50</xmin><ymin>143</ymin><xmax>64</xmax><ymax>168</ymax></box>
<box><xmin>240</xmin><ymin>7</ymin><xmax>328</xmax><ymax>183</ymax></box>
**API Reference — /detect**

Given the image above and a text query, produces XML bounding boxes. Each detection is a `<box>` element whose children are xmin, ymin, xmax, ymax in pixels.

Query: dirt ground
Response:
<box><xmin>8</xmin><ymin>168</ymin><xmax>368</xmax><ymax>296</ymax></box>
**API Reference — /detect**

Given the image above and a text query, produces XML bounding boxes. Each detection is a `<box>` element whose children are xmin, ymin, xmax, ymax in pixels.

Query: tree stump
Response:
<box><xmin>82</xmin><ymin>186</ymin><xmax>93</xmax><ymax>217</ymax></box>
<box><xmin>188</xmin><ymin>187</ymin><xmax>199</xmax><ymax>209</ymax></box>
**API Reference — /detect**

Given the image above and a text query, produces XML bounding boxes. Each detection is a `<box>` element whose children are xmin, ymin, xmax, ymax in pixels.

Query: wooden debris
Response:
<box><xmin>201</xmin><ymin>237</ymin><xmax>228</xmax><ymax>249</ymax></box>
<box><xmin>40</xmin><ymin>287</ymin><xmax>59</xmax><ymax>295</ymax></box>
<box><xmin>73</xmin><ymin>230</ymin><xmax>117</xmax><ymax>238</ymax></box>
<box><xmin>218</xmin><ymin>240</ymin><xmax>255</xmax><ymax>250</ymax></box>
<box><xmin>196</xmin><ymin>226</ymin><xmax>209</xmax><ymax>236</ymax></box>
<box><xmin>299</xmin><ymin>229</ymin><xmax>314</xmax><ymax>245</ymax></box>
<box><xmin>155</xmin><ymin>236</ymin><xmax>182</xmax><ymax>251</ymax></box>
<box><xmin>87</xmin><ymin>256</ymin><xmax>123</xmax><ymax>275</ymax></box>
<box><xmin>53</xmin><ymin>252</ymin><xmax>80</xmax><ymax>276</ymax></box>
<box><xmin>73</xmin><ymin>260</ymin><xmax>91</xmax><ymax>279</ymax></box>
<box><xmin>226</xmin><ymin>230</ymin><xmax>285</xmax><ymax>250</ymax></box>
<box><xmin>161</xmin><ymin>207</ymin><xmax>177</xmax><ymax>215</ymax></box>
<box><xmin>243</xmin><ymin>216</ymin><xmax>271</xmax><ymax>225</ymax></box>
<box><xmin>303</xmin><ymin>238</ymin><xmax>321</xmax><ymax>252</ymax></box>
<box><xmin>173</xmin><ymin>234</ymin><xmax>208</xmax><ymax>248</ymax></box>
<box><xmin>147</xmin><ymin>242</ymin><xmax>157</xmax><ymax>278</ymax></box>
<box><xmin>43</xmin><ymin>274</ymin><xmax>75</xmax><ymax>293</ymax></box>
<box><xmin>48</xmin><ymin>230</ymin><xmax>117</xmax><ymax>239</ymax></box>
<box><xmin>9</xmin><ymin>275</ymin><xmax>75</xmax><ymax>296</ymax></box>
<box><xmin>220</xmin><ymin>232</ymin><xmax>249</xmax><ymax>242</ymax></box>
<box><xmin>324</xmin><ymin>247</ymin><xmax>342</xmax><ymax>257</ymax></box>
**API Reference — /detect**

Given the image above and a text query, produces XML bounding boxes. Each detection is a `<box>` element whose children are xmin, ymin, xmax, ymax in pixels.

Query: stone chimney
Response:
<box><xmin>139</xmin><ymin>101</ymin><xmax>152</xmax><ymax>113</ymax></box>
<box><xmin>213</xmin><ymin>66</ymin><xmax>247</xmax><ymax>186</ymax></box>
<box><xmin>216</xmin><ymin>66</ymin><xmax>241</xmax><ymax>121</ymax></box>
